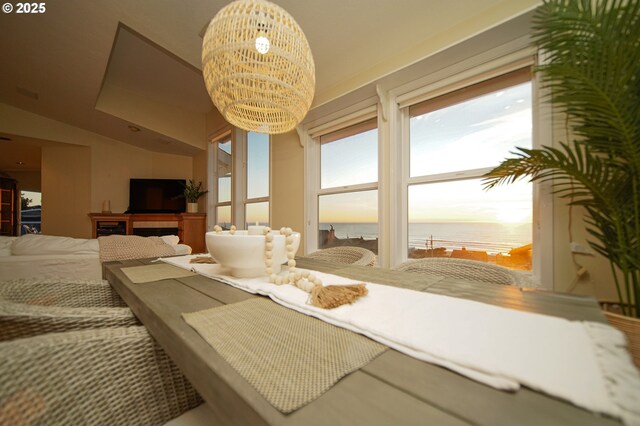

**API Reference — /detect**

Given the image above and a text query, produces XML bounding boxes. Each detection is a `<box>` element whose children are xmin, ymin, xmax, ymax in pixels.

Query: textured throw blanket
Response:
<box><xmin>163</xmin><ymin>255</ymin><xmax>640</xmax><ymax>425</ymax></box>
<box><xmin>98</xmin><ymin>235</ymin><xmax>175</xmax><ymax>262</ymax></box>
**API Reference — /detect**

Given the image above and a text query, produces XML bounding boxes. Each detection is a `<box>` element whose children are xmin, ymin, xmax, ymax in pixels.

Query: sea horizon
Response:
<box><xmin>320</xmin><ymin>221</ymin><xmax>531</xmax><ymax>254</ymax></box>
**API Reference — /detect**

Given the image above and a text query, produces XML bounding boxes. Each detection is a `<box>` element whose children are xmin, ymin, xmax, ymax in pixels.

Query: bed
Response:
<box><xmin>0</xmin><ymin>234</ymin><xmax>191</xmax><ymax>281</ymax></box>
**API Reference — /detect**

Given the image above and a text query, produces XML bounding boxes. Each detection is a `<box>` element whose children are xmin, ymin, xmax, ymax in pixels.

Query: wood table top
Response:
<box><xmin>104</xmin><ymin>258</ymin><xmax>619</xmax><ymax>426</ymax></box>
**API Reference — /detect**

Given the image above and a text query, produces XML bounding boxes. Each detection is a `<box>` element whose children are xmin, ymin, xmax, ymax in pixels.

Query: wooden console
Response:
<box><xmin>89</xmin><ymin>213</ymin><xmax>207</xmax><ymax>254</ymax></box>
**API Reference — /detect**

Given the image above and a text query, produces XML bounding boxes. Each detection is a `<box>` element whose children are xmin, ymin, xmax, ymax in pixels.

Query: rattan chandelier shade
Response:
<box><xmin>202</xmin><ymin>0</ymin><xmax>315</xmax><ymax>134</ymax></box>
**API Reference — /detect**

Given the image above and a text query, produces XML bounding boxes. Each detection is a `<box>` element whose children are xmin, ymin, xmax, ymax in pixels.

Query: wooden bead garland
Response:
<box><xmin>210</xmin><ymin>224</ymin><xmax>368</xmax><ymax>309</ymax></box>
<box><xmin>264</xmin><ymin>227</ymin><xmax>324</xmax><ymax>292</ymax></box>
<box><xmin>213</xmin><ymin>224</ymin><xmax>236</xmax><ymax>234</ymax></box>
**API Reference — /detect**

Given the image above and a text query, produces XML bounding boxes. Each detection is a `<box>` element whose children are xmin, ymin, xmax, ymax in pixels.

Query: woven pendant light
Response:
<box><xmin>202</xmin><ymin>0</ymin><xmax>315</xmax><ymax>134</ymax></box>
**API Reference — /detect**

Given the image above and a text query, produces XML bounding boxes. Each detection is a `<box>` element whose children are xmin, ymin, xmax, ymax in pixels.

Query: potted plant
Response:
<box><xmin>484</xmin><ymin>0</ymin><xmax>639</xmax><ymax>321</ymax></box>
<box><xmin>183</xmin><ymin>180</ymin><xmax>208</xmax><ymax>213</ymax></box>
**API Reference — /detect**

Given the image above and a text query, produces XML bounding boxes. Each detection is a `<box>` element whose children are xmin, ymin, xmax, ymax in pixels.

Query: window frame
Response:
<box><xmin>208</xmin><ymin>128</ymin><xmax>271</xmax><ymax>230</ymax></box>
<box><xmin>244</xmin><ymin>131</ymin><xmax>271</xmax><ymax>227</ymax></box>
<box><xmin>304</xmin><ymin>107</ymin><xmax>379</xmax><ymax>254</ymax></box>
<box><xmin>406</xmin><ymin>67</ymin><xmax>533</xmax><ymax>191</ymax></box>
<box><xmin>303</xmin><ymin>50</ymin><xmax>553</xmax><ymax>288</ymax></box>
<box><xmin>392</xmin><ymin>56</ymin><xmax>552</xmax><ymax>288</ymax></box>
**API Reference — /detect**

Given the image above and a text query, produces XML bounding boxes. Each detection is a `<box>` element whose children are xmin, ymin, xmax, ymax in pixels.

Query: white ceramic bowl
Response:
<box><xmin>205</xmin><ymin>230</ymin><xmax>301</xmax><ymax>278</ymax></box>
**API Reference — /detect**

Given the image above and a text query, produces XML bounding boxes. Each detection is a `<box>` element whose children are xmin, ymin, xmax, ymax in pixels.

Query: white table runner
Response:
<box><xmin>161</xmin><ymin>255</ymin><xmax>640</xmax><ymax>425</ymax></box>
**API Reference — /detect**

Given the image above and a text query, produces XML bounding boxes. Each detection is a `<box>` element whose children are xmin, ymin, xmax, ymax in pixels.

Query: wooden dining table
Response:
<box><xmin>104</xmin><ymin>257</ymin><xmax>620</xmax><ymax>426</ymax></box>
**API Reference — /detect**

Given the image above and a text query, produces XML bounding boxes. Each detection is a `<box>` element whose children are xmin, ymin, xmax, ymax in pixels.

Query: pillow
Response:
<box><xmin>160</xmin><ymin>235</ymin><xmax>180</xmax><ymax>246</ymax></box>
<box><xmin>0</xmin><ymin>236</ymin><xmax>17</xmax><ymax>256</ymax></box>
<box><xmin>11</xmin><ymin>234</ymin><xmax>99</xmax><ymax>256</ymax></box>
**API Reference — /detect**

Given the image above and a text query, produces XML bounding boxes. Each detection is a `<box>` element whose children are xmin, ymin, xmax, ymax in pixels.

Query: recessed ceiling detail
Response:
<box><xmin>96</xmin><ymin>25</ymin><xmax>213</xmax><ymax>151</ymax></box>
<box><xmin>16</xmin><ymin>87</ymin><xmax>39</xmax><ymax>100</ymax></box>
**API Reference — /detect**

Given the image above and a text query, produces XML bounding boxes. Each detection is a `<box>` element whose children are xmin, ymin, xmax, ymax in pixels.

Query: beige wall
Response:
<box><xmin>0</xmin><ymin>103</ymin><xmax>200</xmax><ymax>237</ymax></box>
<box><xmin>192</xmin><ymin>149</ymin><xmax>208</xmax><ymax>214</ymax></box>
<box><xmin>41</xmin><ymin>144</ymin><xmax>91</xmax><ymax>238</ymax></box>
<box><xmin>4</xmin><ymin>171</ymin><xmax>41</xmax><ymax>192</ymax></box>
<box><xmin>270</xmin><ymin>131</ymin><xmax>305</xmax><ymax>252</ymax></box>
<box><xmin>553</xmin><ymin>203</ymin><xmax>617</xmax><ymax>301</ymax></box>
<box><xmin>536</xmin><ymin>106</ymin><xmax>617</xmax><ymax>300</ymax></box>
<box><xmin>205</xmin><ymin>109</ymin><xmax>228</xmax><ymax>138</ymax></box>
<box><xmin>90</xmin><ymin>144</ymin><xmax>193</xmax><ymax>214</ymax></box>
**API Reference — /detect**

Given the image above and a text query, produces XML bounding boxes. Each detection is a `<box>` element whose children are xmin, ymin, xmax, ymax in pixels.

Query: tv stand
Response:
<box><xmin>89</xmin><ymin>213</ymin><xmax>207</xmax><ymax>253</ymax></box>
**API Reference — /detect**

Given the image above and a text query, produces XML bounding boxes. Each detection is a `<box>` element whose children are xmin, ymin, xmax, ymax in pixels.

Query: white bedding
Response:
<box><xmin>0</xmin><ymin>234</ymin><xmax>192</xmax><ymax>281</ymax></box>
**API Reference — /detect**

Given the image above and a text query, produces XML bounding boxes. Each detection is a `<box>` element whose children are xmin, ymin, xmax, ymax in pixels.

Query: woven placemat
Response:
<box><xmin>121</xmin><ymin>264</ymin><xmax>196</xmax><ymax>283</ymax></box>
<box><xmin>183</xmin><ymin>298</ymin><xmax>387</xmax><ymax>413</ymax></box>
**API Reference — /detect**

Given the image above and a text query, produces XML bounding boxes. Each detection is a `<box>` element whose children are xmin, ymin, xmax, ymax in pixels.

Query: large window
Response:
<box><xmin>407</xmin><ymin>68</ymin><xmax>533</xmax><ymax>270</ymax></box>
<box><xmin>210</xmin><ymin>131</ymin><xmax>270</xmax><ymax>230</ymax></box>
<box><xmin>318</xmin><ymin>119</ymin><xmax>378</xmax><ymax>253</ymax></box>
<box><xmin>245</xmin><ymin>132</ymin><xmax>270</xmax><ymax>228</ymax></box>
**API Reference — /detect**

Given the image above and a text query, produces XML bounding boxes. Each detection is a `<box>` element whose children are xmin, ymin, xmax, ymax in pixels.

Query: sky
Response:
<box><xmin>21</xmin><ymin>190</ymin><xmax>41</xmax><ymax>207</ymax></box>
<box><xmin>319</xmin><ymin>82</ymin><xmax>533</xmax><ymax>224</ymax></box>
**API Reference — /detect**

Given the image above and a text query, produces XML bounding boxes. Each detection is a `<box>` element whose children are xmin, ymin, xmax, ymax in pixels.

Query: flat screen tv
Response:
<box><xmin>128</xmin><ymin>178</ymin><xmax>186</xmax><ymax>213</ymax></box>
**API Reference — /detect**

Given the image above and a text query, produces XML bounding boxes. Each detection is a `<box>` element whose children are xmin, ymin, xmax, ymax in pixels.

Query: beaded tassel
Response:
<box><xmin>263</xmin><ymin>227</ymin><xmax>367</xmax><ymax>309</ymax></box>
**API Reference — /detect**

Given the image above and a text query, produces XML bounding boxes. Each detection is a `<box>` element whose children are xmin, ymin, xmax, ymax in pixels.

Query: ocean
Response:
<box><xmin>320</xmin><ymin>222</ymin><xmax>531</xmax><ymax>254</ymax></box>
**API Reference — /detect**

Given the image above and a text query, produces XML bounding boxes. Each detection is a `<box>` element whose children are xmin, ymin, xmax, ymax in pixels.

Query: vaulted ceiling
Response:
<box><xmin>0</xmin><ymin>0</ymin><xmax>539</xmax><ymax>157</ymax></box>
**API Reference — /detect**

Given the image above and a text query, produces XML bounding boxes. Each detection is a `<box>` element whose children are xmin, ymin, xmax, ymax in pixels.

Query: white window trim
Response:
<box><xmin>210</xmin><ymin>128</ymin><xmax>273</xmax><ymax>231</ymax></box>
<box><xmin>303</xmin><ymin>42</ymin><xmax>553</xmax><ymax>288</ymax></box>
<box><xmin>207</xmin><ymin>131</ymin><xmax>232</xmax><ymax>231</ymax></box>
<box><xmin>243</xmin><ymin>132</ymin><xmax>271</xmax><ymax>227</ymax></box>
<box><xmin>232</xmin><ymin>127</ymin><xmax>246</xmax><ymax>228</ymax></box>
<box><xmin>532</xmin><ymin>52</ymin><xmax>554</xmax><ymax>290</ymax></box>
<box><xmin>391</xmin><ymin>54</ymin><xmax>552</xmax><ymax>289</ymax></box>
<box><xmin>303</xmin><ymin>108</ymin><xmax>378</xmax><ymax>254</ymax></box>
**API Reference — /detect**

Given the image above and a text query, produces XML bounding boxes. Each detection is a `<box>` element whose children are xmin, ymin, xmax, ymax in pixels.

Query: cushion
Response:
<box><xmin>11</xmin><ymin>234</ymin><xmax>99</xmax><ymax>256</ymax></box>
<box><xmin>160</xmin><ymin>235</ymin><xmax>180</xmax><ymax>246</ymax></box>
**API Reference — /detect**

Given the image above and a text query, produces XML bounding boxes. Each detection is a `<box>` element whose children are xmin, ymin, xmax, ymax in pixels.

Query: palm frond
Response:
<box><xmin>484</xmin><ymin>141</ymin><xmax>624</xmax><ymax>209</ymax></box>
<box><xmin>533</xmin><ymin>0</ymin><xmax>640</xmax><ymax>165</ymax></box>
<box><xmin>487</xmin><ymin>0</ymin><xmax>640</xmax><ymax>314</ymax></box>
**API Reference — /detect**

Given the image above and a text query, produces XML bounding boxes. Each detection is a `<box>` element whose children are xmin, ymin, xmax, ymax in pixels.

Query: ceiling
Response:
<box><xmin>0</xmin><ymin>135</ymin><xmax>69</xmax><ymax>173</ymax></box>
<box><xmin>0</xmin><ymin>0</ymin><xmax>539</xmax><ymax>157</ymax></box>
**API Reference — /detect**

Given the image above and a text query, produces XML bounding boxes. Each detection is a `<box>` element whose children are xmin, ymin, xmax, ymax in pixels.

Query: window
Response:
<box><xmin>407</xmin><ymin>68</ymin><xmax>533</xmax><ymax>270</ymax></box>
<box><xmin>20</xmin><ymin>190</ymin><xmax>41</xmax><ymax>234</ymax></box>
<box><xmin>213</xmin><ymin>138</ymin><xmax>232</xmax><ymax>229</ymax></box>
<box><xmin>317</xmin><ymin>119</ymin><xmax>378</xmax><ymax>253</ymax></box>
<box><xmin>244</xmin><ymin>132</ymin><xmax>269</xmax><ymax>228</ymax></box>
<box><xmin>209</xmin><ymin>131</ymin><xmax>270</xmax><ymax>230</ymax></box>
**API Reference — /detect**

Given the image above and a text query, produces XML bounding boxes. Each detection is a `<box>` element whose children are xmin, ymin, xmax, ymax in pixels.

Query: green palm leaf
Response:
<box><xmin>484</xmin><ymin>0</ymin><xmax>640</xmax><ymax>316</ymax></box>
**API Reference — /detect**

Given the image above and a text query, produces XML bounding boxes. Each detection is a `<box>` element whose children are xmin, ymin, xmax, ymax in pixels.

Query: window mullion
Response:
<box><xmin>408</xmin><ymin>167</ymin><xmax>495</xmax><ymax>186</ymax></box>
<box><xmin>207</xmin><ymin>142</ymin><xmax>216</xmax><ymax>231</ymax></box>
<box><xmin>246</xmin><ymin>196</ymin><xmax>270</xmax><ymax>204</ymax></box>
<box><xmin>303</xmin><ymin>133</ymin><xmax>320</xmax><ymax>254</ymax></box>
<box><xmin>232</xmin><ymin>127</ymin><xmax>246</xmax><ymax>228</ymax></box>
<box><xmin>318</xmin><ymin>182</ymin><xmax>378</xmax><ymax>196</ymax></box>
<box><xmin>532</xmin><ymin>52</ymin><xmax>554</xmax><ymax>290</ymax></box>
<box><xmin>393</xmin><ymin>106</ymin><xmax>410</xmax><ymax>267</ymax></box>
